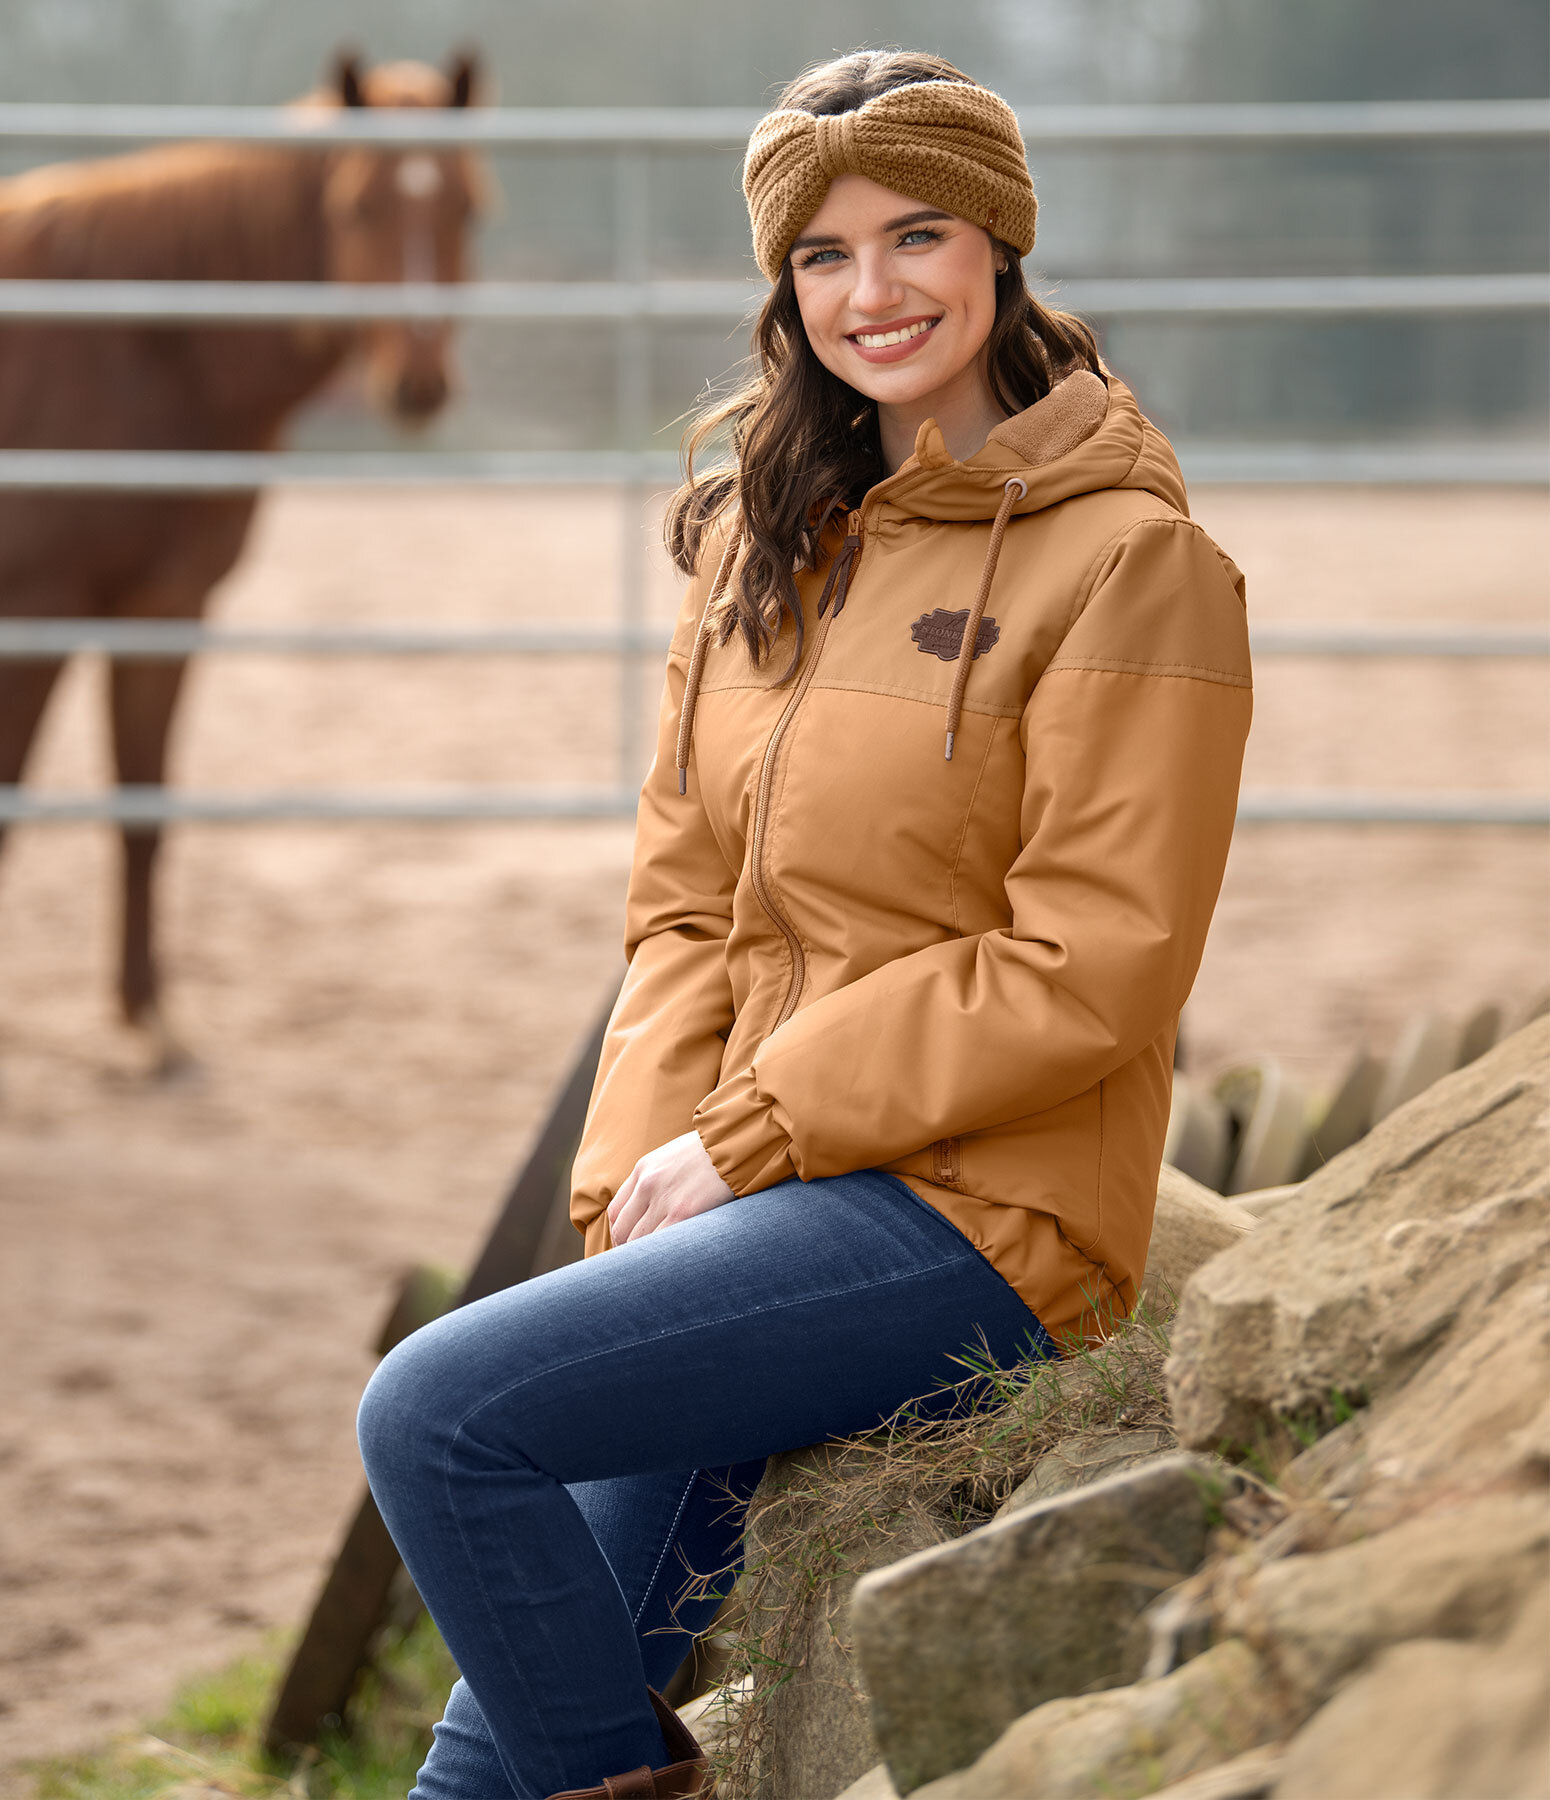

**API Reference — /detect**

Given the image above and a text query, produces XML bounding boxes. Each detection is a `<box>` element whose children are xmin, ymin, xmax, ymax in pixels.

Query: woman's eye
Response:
<box><xmin>798</xmin><ymin>248</ymin><xmax>842</xmax><ymax>268</ymax></box>
<box><xmin>900</xmin><ymin>227</ymin><xmax>943</xmax><ymax>247</ymax></box>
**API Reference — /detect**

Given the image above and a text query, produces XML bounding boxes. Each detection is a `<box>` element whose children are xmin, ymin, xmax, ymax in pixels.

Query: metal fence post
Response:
<box><xmin>615</xmin><ymin>146</ymin><xmax>652</xmax><ymax>794</ymax></box>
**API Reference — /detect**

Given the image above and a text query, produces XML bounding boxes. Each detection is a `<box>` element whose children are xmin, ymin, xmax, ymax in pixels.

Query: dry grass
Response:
<box><xmin>701</xmin><ymin>1304</ymin><xmax>1176</xmax><ymax>1798</ymax></box>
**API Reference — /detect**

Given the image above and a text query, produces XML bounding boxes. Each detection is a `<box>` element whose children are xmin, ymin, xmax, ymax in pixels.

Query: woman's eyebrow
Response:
<box><xmin>790</xmin><ymin>208</ymin><xmax>955</xmax><ymax>252</ymax></box>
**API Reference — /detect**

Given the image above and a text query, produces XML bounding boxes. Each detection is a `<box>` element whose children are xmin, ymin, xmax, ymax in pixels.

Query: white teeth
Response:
<box><xmin>854</xmin><ymin>318</ymin><xmax>937</xmax><ymax>349</ymax></box>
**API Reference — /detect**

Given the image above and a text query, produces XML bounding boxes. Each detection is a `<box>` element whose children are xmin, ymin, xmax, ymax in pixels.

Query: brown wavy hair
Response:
<box><xmin>663</xmin><ymin>49</ymin><xmax>1103</xmax><ymax>681</ymax></box>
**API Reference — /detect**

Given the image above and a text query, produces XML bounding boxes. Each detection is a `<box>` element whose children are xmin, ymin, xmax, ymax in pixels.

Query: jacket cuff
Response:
<box><xmin>693</xmin><ymin>1065</ymin><xmax>798</xmax><ymax>1196</ymax></box>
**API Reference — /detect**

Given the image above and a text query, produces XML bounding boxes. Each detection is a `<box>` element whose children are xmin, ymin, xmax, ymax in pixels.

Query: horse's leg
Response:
<box><xmin>108</xmin><ymin>652</ymin><xmax>192</xmax><ymax>1058</ymax></box>
<box><xmin>109</xmin><ymin>496</ymin><xmax>257</xmax><ymax>1069</ymax></box>
<box><xmin>0</xmin><ymin>658</ymin><xmax>69</xmax><ymax>875</ymax></box>
<box><xmin>0</xmin><ymin>570</ymin><xmax>90</xmax><ymax>898</ymax></box>
<box><xmin>0</xmin><ymin>659</ymin><xmax>67</xmax><ymax>789</ymax></box>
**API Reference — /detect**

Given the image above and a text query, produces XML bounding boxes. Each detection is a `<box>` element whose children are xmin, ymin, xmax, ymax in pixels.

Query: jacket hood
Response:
<box><xmin>871</xmin><ymin>367</ymin><xmax>1190</xmax><ymax>524</ymax></box>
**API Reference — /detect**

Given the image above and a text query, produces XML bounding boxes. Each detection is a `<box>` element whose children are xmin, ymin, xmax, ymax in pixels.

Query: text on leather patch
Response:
<box><xmin>911</xmin><ymin>608</ymin><xmax>1002</xmax><ymax>662</ymax></box>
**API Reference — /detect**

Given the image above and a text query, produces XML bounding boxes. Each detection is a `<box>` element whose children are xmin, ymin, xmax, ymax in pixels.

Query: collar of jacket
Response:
<box><xmin>859</xmin><ymin>365</ymin><xmax>1190</xmax><ymax>525</ymax></box>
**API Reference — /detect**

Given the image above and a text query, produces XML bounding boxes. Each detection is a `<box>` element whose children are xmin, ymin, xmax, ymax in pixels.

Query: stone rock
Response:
<box><xmin>906</xmin><ymin>1639</ymin><xmax>1290</xmax><ymax>1800</ymax></box>
<box><xmin>1167</xmin><ymin>1015</ymin><xmax>1550</xmax><ymax>1456</ymax></box>
<box><xmin>852</xmin><ymin>1454</ymin><xmax>1234</xmax><ymax>1793</ymax></box>
<box><xmin>1371</xmin><ymin>1011</ymin><xmax>1466</xmax><ymax>1123</ymax></box>
<box><xmin>995</xmin><ymin>1426</ymin><xmax>1175</xmax><ymax>1517</ymax></box>
<box><xmin>1272</xmin><ymin>1599</ymin><xmax>1550</xmax><ymax>1799</ymax></box>
<box><xmin>743</xmin><ymin>1444</ymin><xmax>945</xmax><ymax>1800</ymax></box>
<box><xmin>1295</xmin><ymin>1045</ymin><xmax>1385</xmax><ymax>1179</ymax></box>
<box><xmin>1215</xmin><ymin>1057</ymin><xmax>1312</xmax><ymax>1194</ymax></box>
<box><xmin>677</xmin><ymin>1679</ymin><xmax>748</xmax><ymax>1759</ymax></box>
<box><xmin>1144</xmin><ymin>1744</ymin><xmax>1286</xmax><ymax>1799</ymax></box>
<box><xmin>1456</xmin><ymin>999</ymin><xmax>1504</xmax><ymax>1068</ymax></box>
<box><xmin>1225</xmin><ymin>1490</ymin><xmax>1548</xmax><ymax>1710</ymax></box>
<box><xmin>834</xmin><ymin>1765</ymin><xmax>901</xmax><ymax>1800</ymax></box>
<box><xmin>1142</xmin><ymin>1164</ymin><xmax>1257</xmax><ymax>1316</ymax></box>
<box><xmin>1164</xmin><ymin>1074</ymin><xmax>1232</xmax><ymax>1190</ymax></box>
<box><xmin>1230</xmin><ymin>1182</ymin><xmax>1303</xmax><ymax>1220</ymax></box>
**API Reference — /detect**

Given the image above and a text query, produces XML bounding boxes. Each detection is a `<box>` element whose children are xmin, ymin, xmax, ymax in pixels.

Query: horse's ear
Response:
<box><xmin>333</xmin><ymin>49</ymin><xmax>368</xmax><ymax>109</ymax></box>
<box><xmin>447</xmin><ymin>49</ymin><xmax>481</xmax><ymax>108</ymax></box>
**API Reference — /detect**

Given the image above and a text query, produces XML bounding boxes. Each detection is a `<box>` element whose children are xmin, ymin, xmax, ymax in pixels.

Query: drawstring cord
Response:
<box><xmin>674</xmin><ymin>519</ymin><xmax>858</xmax><ymax>798</ymax></box>
<box><xmin>944</xmin><ymin>477</ymin><xmax>1026</xmax><ymax>760</ymax></box>
<box><xmin>675</xmin><ymin>529</ymin><xmax>742</xmax><ymax>795</ymax></box>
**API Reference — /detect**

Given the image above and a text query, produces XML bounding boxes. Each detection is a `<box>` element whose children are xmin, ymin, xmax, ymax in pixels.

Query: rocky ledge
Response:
<box><xmin>687</xmin><ymin>1015</ymin><xmax>1549</xmax><ymax>1800</ymax></box>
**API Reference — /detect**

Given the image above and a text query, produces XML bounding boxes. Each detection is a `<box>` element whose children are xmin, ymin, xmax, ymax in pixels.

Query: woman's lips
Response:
<box><xmin>845</xmin><ymin>315</ymin><xmax>942</xmax><ymax>364</ymax></box>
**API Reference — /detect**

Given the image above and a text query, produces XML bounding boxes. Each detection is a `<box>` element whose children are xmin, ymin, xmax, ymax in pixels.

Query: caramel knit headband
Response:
<box><xmin>742</xmin><ymin>79</ymin><xmax>1037</xmax><ymax>282</ymax></box>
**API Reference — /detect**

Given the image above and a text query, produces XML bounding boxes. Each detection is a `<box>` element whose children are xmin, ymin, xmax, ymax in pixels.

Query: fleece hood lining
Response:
<box><xmin>875</xmin><ymin>367</ymin><xmax>1184</xmax><ymax>525</ymax></box>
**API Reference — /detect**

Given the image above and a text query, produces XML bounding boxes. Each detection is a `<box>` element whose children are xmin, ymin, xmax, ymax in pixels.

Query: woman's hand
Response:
<box><xmin>606</xmin><ymin>1130</ymin><xmax>736</xmax><ymax>1246</ymax></box>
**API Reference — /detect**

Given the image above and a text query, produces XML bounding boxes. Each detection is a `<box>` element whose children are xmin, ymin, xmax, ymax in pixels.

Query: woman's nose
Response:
<box><xmin>847</xmin><ymin>250</ymin><xmax>904</xmax><ymax>316</ymax></box>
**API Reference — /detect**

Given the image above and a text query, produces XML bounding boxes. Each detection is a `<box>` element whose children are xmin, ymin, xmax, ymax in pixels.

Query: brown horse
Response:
<box><xmin>0</xmin><ymin>52</ymin><xmax>484</xmax><ymax>1065</ymax></box>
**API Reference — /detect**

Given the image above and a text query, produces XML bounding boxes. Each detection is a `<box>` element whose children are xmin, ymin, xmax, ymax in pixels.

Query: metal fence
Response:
<box><xmin>1</xmin><ymin>99</ymin><xmax>1546</xmax><ymax>827</ymax></box>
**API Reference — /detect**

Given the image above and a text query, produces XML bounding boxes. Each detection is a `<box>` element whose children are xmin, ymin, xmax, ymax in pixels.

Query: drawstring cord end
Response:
<box><xmin>673</xmin><ymin>526</ymin><xmax>743</xmax><ymax>802</ymax></box>
<box><xmin>940</xmin><ymin>476</ymin><xmax>1026</xmax><ymax>771</ymax></box>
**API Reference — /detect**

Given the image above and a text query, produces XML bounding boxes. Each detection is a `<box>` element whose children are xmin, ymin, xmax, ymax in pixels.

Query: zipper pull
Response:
<box><xmin>820</xmin><ymin>512</ymin><xmax>865</xmax><ymax>620</ymax></box>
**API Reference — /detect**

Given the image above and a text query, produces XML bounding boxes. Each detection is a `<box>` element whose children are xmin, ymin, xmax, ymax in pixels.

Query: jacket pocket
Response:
<box><xmin>951</xmin><ymin>1084</ymin><xmax>1106</xmax><ymax>1248</ymax></box>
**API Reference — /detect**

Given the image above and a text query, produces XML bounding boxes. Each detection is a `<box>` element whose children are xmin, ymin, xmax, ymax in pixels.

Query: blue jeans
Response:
<box><xmin>357</xmin><ymin>1169</ymin><xmax>1050</xmax><ymax>1799</ymax></box>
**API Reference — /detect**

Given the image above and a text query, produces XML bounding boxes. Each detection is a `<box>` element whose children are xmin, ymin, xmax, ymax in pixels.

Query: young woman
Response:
<box><xmin>359</xmin><ymin>49</ymin><xmax>1252</xmax><ymax>1800</ymax></box>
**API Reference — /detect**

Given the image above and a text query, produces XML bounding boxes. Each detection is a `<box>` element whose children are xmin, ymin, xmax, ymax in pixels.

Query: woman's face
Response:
<box><xmin>788</xmin><ymin>173</ymin><xmax>1004</xmax><ymax>410</ymax></box>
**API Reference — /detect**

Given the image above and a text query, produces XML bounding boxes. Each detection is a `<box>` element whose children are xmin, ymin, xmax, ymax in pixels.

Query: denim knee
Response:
<box><xmin>357</xmin><ymin>1321</ymin><xmax>456</xmax><ymax>1488</ymax></box>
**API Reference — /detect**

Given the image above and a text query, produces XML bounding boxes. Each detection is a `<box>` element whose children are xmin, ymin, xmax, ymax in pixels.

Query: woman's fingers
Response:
<box><xmin>611</xmin><ymin>1185</ymin><xmax>655</xmax><ymax>1244</ymax></box>
<box><xmin>607</xmin><ymin>1132</ymin><xmax>737</xmax><ymax>1246</ymax></box>
<box><xmin>606</xmin><ymin>1166</ymin><xmax>642</xmax><ymax>1241</ymax></box>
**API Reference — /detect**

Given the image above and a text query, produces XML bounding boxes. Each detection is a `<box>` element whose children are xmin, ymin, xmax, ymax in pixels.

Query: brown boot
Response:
<box><xmin>544</xmin><ymin>1688</ymin><xmax>714</xmax><ymax>1799</ymax></box>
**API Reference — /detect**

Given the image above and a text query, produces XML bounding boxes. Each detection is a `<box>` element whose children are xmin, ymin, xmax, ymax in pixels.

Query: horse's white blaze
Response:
<box><xmin>395</xmin><ymin>154</ymin><xmax>442</xmax><ymax>200</ymax></box>
<box><xmin>402</xmin><ymin>219</ymin><xmax>437</xmax><ymax>287</ymax></box>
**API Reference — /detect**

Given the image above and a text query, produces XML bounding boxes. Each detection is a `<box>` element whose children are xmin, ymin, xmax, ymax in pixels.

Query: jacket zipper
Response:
<box><xmin>932</xmin><ymin>1136</ymin><xmax>962</xmax><ymax>1187</ymax></box>
<box><xmin>749</xmin><ymin>510</ymin><xmax>863</xmax><ymax>1030</ymax></box>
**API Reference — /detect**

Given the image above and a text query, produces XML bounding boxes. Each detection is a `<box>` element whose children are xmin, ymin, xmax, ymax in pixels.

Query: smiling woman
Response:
<box><xmin>666</xmin><ymin>50</ymin><xmax>1103</xmax><ymax>681</ymax></box>
<box><xmin>356</xmin><ymin>47</ymin><xmax>1253</xmax><ymax>1800</ymax></box>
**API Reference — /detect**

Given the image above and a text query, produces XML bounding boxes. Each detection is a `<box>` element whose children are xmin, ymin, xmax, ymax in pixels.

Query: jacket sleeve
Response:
<box><xmin>691</xmin><ymin>515</ymin><xmax>1253</xmax><ymax>1196</ymax></box>
<box><xmin>569</xmin><ymin>568</ymin><xmax>740</xmax><ymax>1252</ymax></box>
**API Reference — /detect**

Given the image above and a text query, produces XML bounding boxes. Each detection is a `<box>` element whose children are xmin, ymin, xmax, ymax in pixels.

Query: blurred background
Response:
<box><xmin>0</xmin><ymin>1</ymin><xmax>1545</xmax><ymax>1793</ymax></box>
<box><xmin>3</xmin><ymin>0</ymin><xmax>1545</xmax><ymax>451</ymax></box>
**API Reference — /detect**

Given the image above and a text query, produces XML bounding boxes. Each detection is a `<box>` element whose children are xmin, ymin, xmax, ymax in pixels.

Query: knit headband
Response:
<box><xmin>742</xmin><ymin>79</ymin><xmax>1037</xmax><ymax>282</ymax></box>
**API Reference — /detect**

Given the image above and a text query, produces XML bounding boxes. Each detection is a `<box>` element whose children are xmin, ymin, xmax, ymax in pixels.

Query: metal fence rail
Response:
<box><xmin>2</xmin><ymin>786</ymin><xmax>1543</xmax><ymax>828</ymax></box>
<box><xmin>1</xmin><ymin>444</ymin><xmax>1543</xmax><ymax>489</ymax></box>
<box><xmin>0</xmin><ymin>450</ymin><xmax>685</xmax><ymax>489</ymax></box>
<box><xmin>1</xmin><ymin>273</ymin><xmax>1542</xmax><ymax>323</ymax></box>
<box><xmin>0</xmin><ymin>98</ymin><xmax>1543</xmax><ymax>145</ymax></box>
<box><xmin>1</xmin><ymin>619</ymin><xmax>1545</xmax><ymax>660</ymax></box>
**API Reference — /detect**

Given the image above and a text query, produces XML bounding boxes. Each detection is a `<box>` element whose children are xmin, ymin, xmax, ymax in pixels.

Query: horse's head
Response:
<box><xmin>321</xmin><ymin>52</ymin><xmax>486</xmax><ymax>425</ymax></box>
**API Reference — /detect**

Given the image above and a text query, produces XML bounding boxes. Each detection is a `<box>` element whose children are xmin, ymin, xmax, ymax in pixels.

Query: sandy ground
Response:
<box><xmin>0</xmin><ymin>484</ymin><xmax>1546</xmax><ymax>1788</ymax></box>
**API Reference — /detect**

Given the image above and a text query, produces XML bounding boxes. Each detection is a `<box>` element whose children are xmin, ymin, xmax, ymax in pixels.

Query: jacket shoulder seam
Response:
<box><xmin>808</xmin><ymin>676</ymin><xmax>1024</xmax><ymax>717</ymax></box>
<box><xmin>1040</xmin><ymin>657</ymin><xmax>1252</xmax><ymax>689</ymax></box>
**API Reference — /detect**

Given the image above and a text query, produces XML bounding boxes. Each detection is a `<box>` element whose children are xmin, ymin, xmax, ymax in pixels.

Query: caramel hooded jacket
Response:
<box><xmin>569</xmin><ymin>367</ymin><xmax>1252</xmax><ymax>1344</ymax></box>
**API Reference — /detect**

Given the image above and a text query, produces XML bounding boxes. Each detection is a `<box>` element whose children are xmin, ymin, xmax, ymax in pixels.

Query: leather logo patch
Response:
<box><xmin>910</xmin><ymin>608</ymin><xmax>1001</xmax><ymax>662</ymax></box>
